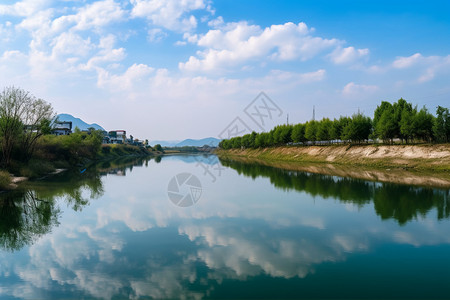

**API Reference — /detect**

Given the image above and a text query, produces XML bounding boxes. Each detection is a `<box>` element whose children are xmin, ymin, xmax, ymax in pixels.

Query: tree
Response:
<box><xmin>154</xmin><ymin>144</ymin><xmax>163</xmax><ymax>152</ymax></box>
<box><xmin>305</xmin><ymin>121</ymin><xmax>318</xmax><ymax>144</ymax></box>
<box><xmin>342</xmin><ymin>113</ymin><xmax>372</xmax><ymax>143</ymax></box>
<box><xmin>373</xmin><ymin>101</ymin><xmax>393</xmax><ymax>134</ymax></box>
<box><xmin>0</xmin><ymin>87</ymin><xmax>54</xmax><ymax>166</ymax></box>
<box><xmin>433</xmin><ymin>106</ymin><xmax>450</xmax><ymax>143</ymax></box>
<box><xmin>375</xmin><ymin>106</ymin><xmax>396</xmax><ymax>143</ymax></box>
<box><xmin>393</xmin><ymin>98</ymin><xmax>413</xmax><ymax>142</ymax></box>
<box><xmin>291</xmin><ymin>123</ymin><xmax>306</xmax><ymax>144</ymax></box>
<box><xmin>414</xmin><ymin>106</ymin><xmax>434</xmax><ymax>142</ymax></box>
<box><xmin>399</xmin><ymin>106</ymin><xmax>417</xmax><ymax>143</ymax></box>
<box><xmin>317</xmin><ymin>118</ymin><xmax>332</xmax><ymax>143</ymax></box>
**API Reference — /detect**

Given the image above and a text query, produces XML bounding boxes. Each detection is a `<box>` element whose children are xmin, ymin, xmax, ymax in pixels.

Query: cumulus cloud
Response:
<box><xmin>179</xmin><ymin>22</ymin><xmax>341</xmax><ymax>72</ymax></box>
<box><xmin>392</xmin><ymin>53</ymin><xmax>423</xmax><ymax>69</ymax></box>
<box><xmin>0</xmin><ymin>0</ymin><xmax>50</xmax><ymax>17</ymax></box>
<box><xmin>52</xmin><ymin>0</ymin><xmax>126</xmax><ymax>32</ymax></box>
<box><xmin>342</xmin><ymin>82</ymin><xmax>379</xmax><ymax>96</ymax></box>
<box><xmin>329</xmin><ymin>46</ymin><xmax>369</xmax><ymax>64</ymax></box>
<box><xmin>130</xmin><ymin>0</ymin><xmax>209</xmax><ymax>32</ymax></box>
<box><xmin>392</xmin><ymin>53</ymin><xmax>450</xmax><ymax>83</ymax></box>
<box><xmin>147</xmin><ymin>28</ymin><xmax>167</xmax><ymax>42</ymax></box>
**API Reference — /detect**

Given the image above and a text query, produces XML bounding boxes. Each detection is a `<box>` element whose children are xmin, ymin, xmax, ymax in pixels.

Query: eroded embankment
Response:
<box><xmin>217</xmin><ymin>144</ymin><xmax>450</xmax><ymax>188</ymax></box>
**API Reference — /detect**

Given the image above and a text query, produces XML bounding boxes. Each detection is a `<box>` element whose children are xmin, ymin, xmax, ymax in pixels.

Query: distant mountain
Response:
<box><xmin>149</xmin><ymin>140</ymin><xmax>181</xmax><ymax>147</ymax></box>
<box><xmin>56</xmin><ymin>113</ymin><xmax>105</xmax><ymax>131</ymax></box>
<box><xmin>175</xmin><ymin>137</ymin><xmax>221</xmax><ymax>147</ymax></box>
<box><xmin>149</xmin><ymin>138</ymin><xmax>221</xmax><ymax>148</ymax></box>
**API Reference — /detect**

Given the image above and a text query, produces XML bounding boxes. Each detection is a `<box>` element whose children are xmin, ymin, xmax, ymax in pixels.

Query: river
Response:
<box><xmin>0</xmin><ymin>154</ymin><xmax>449</xmax><ymax>299</ymax></box>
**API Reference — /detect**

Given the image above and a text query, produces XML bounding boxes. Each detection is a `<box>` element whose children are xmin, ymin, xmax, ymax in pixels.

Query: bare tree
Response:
<box><xmin>0</xmin><ymin>86</ymin><xmax>54</xmax><ymax>166</ymax></box>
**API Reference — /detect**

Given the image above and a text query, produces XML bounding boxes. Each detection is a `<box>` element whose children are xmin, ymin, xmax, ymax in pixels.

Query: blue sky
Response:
<box><xmin>0</xmin><ymin>0</ymin><xmax>449</xmax><ymax>141</ymax></box>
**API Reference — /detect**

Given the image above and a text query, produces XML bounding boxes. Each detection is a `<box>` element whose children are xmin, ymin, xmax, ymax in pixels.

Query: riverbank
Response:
<box><xmin>217</xmin><ymin>144</ymin><xmax>450</xmax><ymax>171</ymax></box>
<box><xmin>0</xmin><ymin>144</ymin><xmax>159</xmax><ymax>191</ymax></box>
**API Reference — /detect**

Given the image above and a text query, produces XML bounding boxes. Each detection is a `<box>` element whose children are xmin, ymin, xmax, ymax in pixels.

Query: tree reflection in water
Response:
<box><xmin>0</xmin><ymin>168</ymin><xmax>103</xmax><ymax>251</ymax></box>
<box><xmin>0</xmin><ymin>156</ymin><xmax>160</xmax><ymax>252</ymax></box>
<box><xmin>220</xmin><ymin>158</ymin><xmax>450</xmax><ymax>225</ymax></box>
<box><xmin>0</xmin><ymin>190</ymin><xmax>60</xmax><ymax>252</ymax></box>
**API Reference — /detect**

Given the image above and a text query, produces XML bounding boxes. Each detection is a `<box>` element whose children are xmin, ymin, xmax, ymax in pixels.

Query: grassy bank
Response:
<box><xmin>217</xmin><ymin>144</ymin><xmax>450</xmax><ymax>171</ymax></box>
<box><xmin>1</xmin><ymin>137</ymin><xmax>157</xmax><ymax>190</ymax></box>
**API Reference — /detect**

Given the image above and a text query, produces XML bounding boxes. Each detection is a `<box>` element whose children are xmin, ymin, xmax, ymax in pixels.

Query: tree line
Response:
<box><xmin>219</xmin><ymin>98</ymin><xmax>450</xmax><ymax>150</ymax></box>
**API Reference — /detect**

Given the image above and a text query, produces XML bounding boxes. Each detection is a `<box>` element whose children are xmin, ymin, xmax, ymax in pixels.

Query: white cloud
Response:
<box><xmin>147</xmin><ymin>28</ymin><xmax>167</xmax><ymax>42</ymax></box>
<box><xmin>329</xmin><ymin>46</ymin><xmax>369</xmax><ymax>65</ymax></box>
<box><xmin>179</xmin><ymin>22</ymin><xmax>339</xmax><ymax>72</ymax></box>
<box><xmin>0</xmin><ymin>0</ymin><xmax>50</xmax><ymax>17</ymax></box>
<box><xmin>392</xmin><ymin>53</ymin><xmax>423</xmax><ymax>69</ymax></box>
<box><xmin>207</xmin><ymin>16</ymin><xmax>224</xmax><ymax>28</ymax></box>
<box><xmin>130</xmin><ymin>0</ymin><xmax>208</xmax><ymax>32</ymax></box>
<box><xmin>392</xmin><ymin>53</ymin><xmax>450</xmax><ymax>82</ymax></box>
<box><xmin>342</xmin><ymin>82</ymin><xmax>379</xmax><ymax>96</ymax></box>
<box><xmin>52</xmin><ymin>0</ymin><xmax>126</xmax><ymax>32</ymax></box>
<box><xmin>98</xmin><ymin>63</ymin><xmax>154</xmax><ymax>91</ymax></box>
<box><xmin>51</xmin><ymin>32</ymin><xmax>93</xmax><ymax>58</ymax></box>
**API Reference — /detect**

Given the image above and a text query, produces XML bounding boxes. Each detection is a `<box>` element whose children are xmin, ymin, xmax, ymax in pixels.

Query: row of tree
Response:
<box><xmin>219</xmin><ymin>98</ymin><xmax>450</xmax><ymax>150</ymax></box>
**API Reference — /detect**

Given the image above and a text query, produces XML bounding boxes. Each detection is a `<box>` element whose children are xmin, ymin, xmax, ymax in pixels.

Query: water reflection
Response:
<box><xmin>0</xmin><ymin>190</ymin><xmax>60</xmax><ymax>252</ymax></box>
<box><xmin>220</xmin><ymin>158</ymin><xmax>450</xmax><ymax>224</ymax></box>
<box><xmin>0</xmin><ymin>156</ymin><xmax>161</xmax><ymax>252</ymax></box>
<box><xmin>0</xmin><ymin>155</ymin><xmax>449</xmax><ymax>299</ymax></box>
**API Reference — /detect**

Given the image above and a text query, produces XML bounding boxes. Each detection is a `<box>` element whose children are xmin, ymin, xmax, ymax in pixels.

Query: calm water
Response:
<box><xmin>0</xmin><ymin>155</ymin><xmax>449</xmax><ymax>299</ymax></box>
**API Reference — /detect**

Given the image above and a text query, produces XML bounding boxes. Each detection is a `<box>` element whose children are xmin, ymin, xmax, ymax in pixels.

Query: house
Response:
<box><xmin>108</xmin><ymin>130</ymin><xmax>126</xmax><ymax>144</ymax></box>
<box><xmin>52</xmin><ymin>121</ymin><xmax>72</xmax><ymax>136</ymax></box>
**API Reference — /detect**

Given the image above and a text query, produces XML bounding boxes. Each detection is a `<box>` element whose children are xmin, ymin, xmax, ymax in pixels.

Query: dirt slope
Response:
<box><xmin>218</xmin><ymin>144</ymin><xmax>450</xmax><ymax>170</ymax></box>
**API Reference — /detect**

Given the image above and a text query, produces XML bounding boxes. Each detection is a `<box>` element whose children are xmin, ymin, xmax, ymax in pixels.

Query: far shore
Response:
<box><xmin>217</xmin><ymin>144</ymin><xmax>450</xmax><ymax>188</ymax></box>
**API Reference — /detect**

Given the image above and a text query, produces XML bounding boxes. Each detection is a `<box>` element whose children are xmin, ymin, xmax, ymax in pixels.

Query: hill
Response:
<box><xmin>56</xmin><ymin>113</ymin><xmax>105</xmax><ymax>131</ymax></box>
<box><xmin>149</xmin><ymin>140</ymin><xmax>181</xmax><ymax>147</ymax></box>
<box><xmin>175</xmin><ymin>137</ymin><xmax>221</xmax><ymax>147</ymax></box>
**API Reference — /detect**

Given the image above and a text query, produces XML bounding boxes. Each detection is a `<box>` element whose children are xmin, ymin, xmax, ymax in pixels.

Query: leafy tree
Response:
<box><xmin>393</xmin><ymin>98</ymin><xmax>413</xmax><ymax>142</ymax></box>
<box><xmin>373</xmin><ymin>101</ymin><xmax>393</xmax><ymax>134</ymax></box>
<box><xmin>433</xmin><ymin>106</ymin><xmax>450</xmax><ymax>143</ymax></box>
<box><xmin>375</xmin><ymin>105</ymin><xmax>397</xmax><ymax>143</ymax></box>
<box><xmin>317</xmin><ymin>118</ymin><xmax>332</xmax><ymax>143</ymax></box>
<box><xmin>272</xmin><ymin>125</ymin><xmax>293</xmax><ymax>146</ymax></box>
<box><xmin>0</xmin><ymin>87</ymin><xmax>54</xmax><ymax>166</ymax></box>
<box><xmin>291</xmin><ymin>123</ymin><xmax>306</xmax><ymax>144</ymax></box>
<box><xmin>414</xmin><ymin>106</ymin><xmax>434</xmax><ymax>142</ymax></box>
<box><xmin>341</xmin><ymin>113</ymin><xmax>372</xmax><ymax>143</ymax></box>
<box><xmin>154</xmin><ymin>144</ymin><xmax>163</xmax><ymax>152</ymax></box>
<box><xmin>399</xmin><ymin>106</ymin><xmax>417</xmax><ymax>143</ymax></box>
<box><xmin>305</xmin><ymin>121</ymin><xmax>318</xmax><ymax>143</ymax></box>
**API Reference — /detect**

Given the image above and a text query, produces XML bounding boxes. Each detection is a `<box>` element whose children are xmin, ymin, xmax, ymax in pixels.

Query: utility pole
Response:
<box><xmin>312</xmin><ymin>105</ymin><xmax>315</xmax><ymax>121</ymax></box>
<box><xmin>287</xmin><ymin>113</ymin><xmax>289</xmax><ymax>125</ymax></box>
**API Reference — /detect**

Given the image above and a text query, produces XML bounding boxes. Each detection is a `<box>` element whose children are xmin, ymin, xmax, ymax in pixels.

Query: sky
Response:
<box><xmin>0</xmin><ymin>0</ymin><xmax>449</xmax><ymax>141</ymax></box>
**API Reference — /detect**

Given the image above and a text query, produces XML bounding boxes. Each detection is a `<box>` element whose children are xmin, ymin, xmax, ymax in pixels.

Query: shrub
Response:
<box><xmin>0</xmin><ymin>170</ymin><xmax>11</xmax><ymax>190</ymax></box>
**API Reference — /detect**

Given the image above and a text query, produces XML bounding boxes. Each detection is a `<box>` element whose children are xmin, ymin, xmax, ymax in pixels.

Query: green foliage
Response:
<box><xmin>19</xmin><ymin>160</ymin><xmax>55</xmax><ymax>178</ymax></box>
<box><xmin>414</xmin><ymin>106</ymin><xmax>434</xmax><ymax>142</ymax></box>
<box><xmin>375</xmin><ymin>105</ymin><xmax>397</xmax><ymax>143</ymax></box>
<box><xmin>305</xmin><ymin>121</ymin><xmax>318</xmax><ymax>143</ymax></box>
<box><xmin>341</xmin><ymin>113</ymin><xmax>372</xmax><ymax>143</ymax></box>
<box><xmin>0</xmin><ymin>86</ymin><xmax>54</xmax><ymax>167</ymax></box>
<box><xmin>0</xmin><ymin>170</ymin><xmax>11</xmax><ymax>190</ymax></box>
<box><xmin>433</xmin><ymin>106</ymin><xmax>450</xmax><ymax>143</ymax></box>
<box><xmin>219</xmin><ymin>98</ymin><xmax>449</xmax><ymax>149</ymax></box>
<box><xmin>291</xmin><ymin>123</ymin><xmax>306</xmax><ymax>143</ymax></box>
<box><xmin>154</xmin><ymin>144</ymin><xmax>163</xmax><ymax>152</ymax></box>
<box><xmin>316</xmin><ymin>118</ymin><xmax>332</xmax><ymax>142</ymax></box>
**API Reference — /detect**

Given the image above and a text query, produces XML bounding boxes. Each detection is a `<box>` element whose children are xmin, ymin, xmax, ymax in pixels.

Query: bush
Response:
<box><xmin>19</xmin><ymin>159</ymin><xmax>55</xmax><ymax>178</ymax></box>
<box><xmin>0</xmin><ymin>170</ymin><xmax>11</xmax><ymax>190</ymax></box>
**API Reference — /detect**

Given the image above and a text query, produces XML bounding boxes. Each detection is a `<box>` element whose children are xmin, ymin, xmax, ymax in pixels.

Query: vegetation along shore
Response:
<box><xmin>0</xmin><ymin>86</ymin><xmax>158</xmax><ymax>191</ymax></box>
<box><xmin>218</xmin><ymin>98</ymin><xmax>450</xmax><ymax>171</ymax></box>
